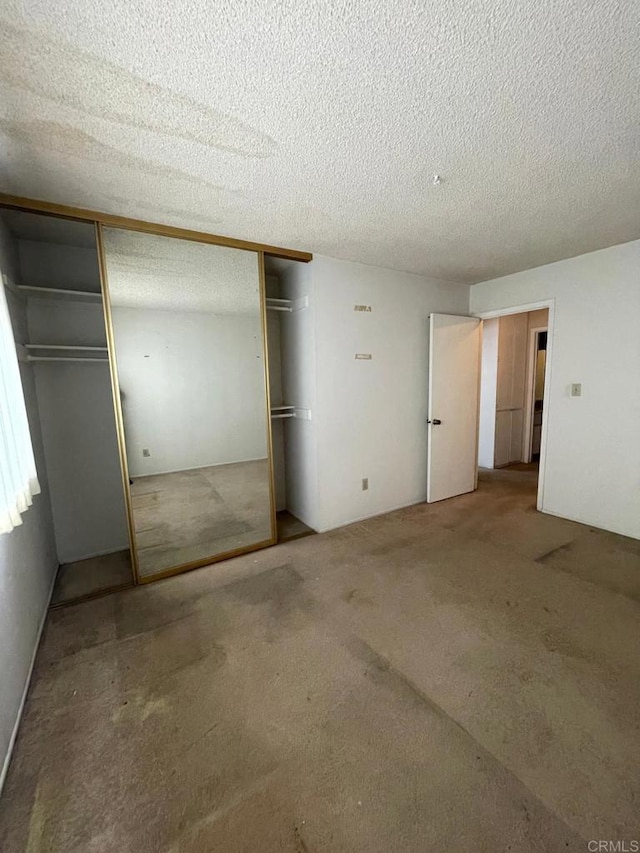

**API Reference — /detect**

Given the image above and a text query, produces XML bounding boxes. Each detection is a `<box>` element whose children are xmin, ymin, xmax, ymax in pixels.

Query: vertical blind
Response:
<box><xmin>0</xmin><ymin>272</ymin><xmax>40</xmax><ymax>534</ymax></box>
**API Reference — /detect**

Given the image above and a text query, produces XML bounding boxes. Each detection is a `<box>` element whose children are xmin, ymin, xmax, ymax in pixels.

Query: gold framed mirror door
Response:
<box><xmin>98</xmin><ymin>225</ymin><xmax>276</xmax><ymax>582</ymax></box>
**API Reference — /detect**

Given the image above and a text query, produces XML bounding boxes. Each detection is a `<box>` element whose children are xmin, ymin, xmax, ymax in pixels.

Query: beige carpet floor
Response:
<box><xmin>276</xmin><ymin>509</ymin><xmax>315</xmax><ymax>542</ymax></box>
<box><xmin>130</xmin><ymin>459</ymin><xmax>273</xmax><ymax>578</ymax></box>
<box><xmin>1</xmin><ymin>467</ymin><xmax>639</xmax><ymax>851</ymax></box>
<box><xmin>51</xmin><ymin>550</ymin><xmax>133</xmax><ymax>605</ymax></box>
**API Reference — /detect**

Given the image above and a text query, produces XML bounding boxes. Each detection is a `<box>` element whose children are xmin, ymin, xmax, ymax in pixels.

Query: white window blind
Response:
<box><xmin>0</xmin><ymin>272</ymin><xmax>40</xmax><ymax>534</ymax></box>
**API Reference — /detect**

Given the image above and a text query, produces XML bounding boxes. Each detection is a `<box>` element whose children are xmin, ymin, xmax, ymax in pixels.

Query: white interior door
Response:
<box><xmin>427</xmin><ymin>313</ymin><xmax>481</xmax><ymax>502</ymax></box>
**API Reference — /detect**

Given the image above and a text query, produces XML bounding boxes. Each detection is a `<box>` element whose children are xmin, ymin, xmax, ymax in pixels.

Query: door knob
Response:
<box><xmin>428</xmin><ymin>418</ymin><xmax>442</xmax><ymax>425</ymax></box>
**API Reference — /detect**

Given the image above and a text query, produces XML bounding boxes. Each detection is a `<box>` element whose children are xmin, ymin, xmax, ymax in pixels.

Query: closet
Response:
<box><xmin>1</xmin><ymin>193</ymin><xmax>313</xmax><ymax>605</ymax></box>
<box><xmin>265</xmin><ymin>257</ymin><xmax>316</xmax><ymax>542</ymax></box>
<box><xmin>0</xmin><ymin>209</ymin><xmax>132</xmax><ymax>604</ymax></box>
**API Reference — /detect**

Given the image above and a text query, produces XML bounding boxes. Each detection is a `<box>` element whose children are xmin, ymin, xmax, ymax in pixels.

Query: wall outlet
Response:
<box><xmin>570</xmin><ymin>383</ymin><xmax>582</xmax><ymax>397</ymax></box>
<box><xmin>143</xmin><ymin>448</ymin><xmax>151</xmax><ymax>457</ymax></box>
<box><xmin>362</xmin><ymin>477</ymin><xmax>369</xmax><ymax>491</ymax></box>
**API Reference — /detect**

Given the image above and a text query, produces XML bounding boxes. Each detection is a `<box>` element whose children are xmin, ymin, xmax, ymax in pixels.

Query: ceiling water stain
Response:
<box><xmin>102</xmin><ymin>194</ymin><xmax>225</xmax><ymax>227</ymax></box>
<box><xmin>0</xmin><ymin>21</ymin><xmax>277</xmax><ymax>159</ymax></box>
<box><xmin>0</xmin><ymin>117</ymin><xmax>234</xmax><ymax>195</ymax></box>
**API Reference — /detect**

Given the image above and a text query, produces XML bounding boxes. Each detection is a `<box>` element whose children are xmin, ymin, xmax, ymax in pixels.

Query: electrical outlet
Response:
<box><xmin>362</xmin><ymin>478</ymin><xmax>369</xmax><ymax>491</ymax></box>
<box><xmin>143</xmin><ymin>448</ymin><xmax>151</xmax><ymax>457</ymax></box>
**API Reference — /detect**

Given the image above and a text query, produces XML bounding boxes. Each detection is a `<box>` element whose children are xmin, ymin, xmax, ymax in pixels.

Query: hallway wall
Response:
<box><xmin>471</xmin><ymin>239</ymin><xmax>640</xmax><ymax>539</ymax></box>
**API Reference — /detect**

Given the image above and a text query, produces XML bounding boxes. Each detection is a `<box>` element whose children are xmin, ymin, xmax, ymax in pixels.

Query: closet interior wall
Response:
<box><xmin>265</xmin><ymin>258</ymin><xmax>317</xmax><ymax>540</ymax></box>
<box><xmin>1</xmin><ymin>209</ymin><xmax>132</xmax><ymax>604</ymax></box>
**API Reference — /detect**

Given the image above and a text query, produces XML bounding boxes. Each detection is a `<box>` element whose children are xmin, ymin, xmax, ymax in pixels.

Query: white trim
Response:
<box><xmin>0</xmin><ymin>566</ymin><xmax>57</xmax><ymax>795</ymax></box>
<box><xmin>523</xmin><ymin>326</ymin><xmax>548</xmax><ymax>463</ymax></box>
<box><xmin>475</xmin><ymin>299</ymin><xmax>551</xmax><ymax>319</ymax></box>
<box><xmin>315</xmin><ymin>498</ymin><xmax>425</xmax><ymax>533</ymax></box>
<box><xmin>129</xmin><ymin>456</ymin><xmax>268</xmax><ymax>479</ymax></box>
<box><xmin>474</xmin><ymin>299</ymin><xmax>555</xmax><ymax>513</ymax></box>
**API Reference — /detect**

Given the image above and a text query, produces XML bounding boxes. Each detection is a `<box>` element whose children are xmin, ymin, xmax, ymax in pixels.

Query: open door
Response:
<box><xmin>427</xmin><ymin>313</ymin><xmax>481</xmax><ymax>502</ymax></box>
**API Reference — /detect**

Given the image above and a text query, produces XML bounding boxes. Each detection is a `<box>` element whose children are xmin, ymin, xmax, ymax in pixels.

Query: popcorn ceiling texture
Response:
<box><xmin>102</xmin><ymin>229</ymin><xmax>261</xmax><ymax>314</ymax></box>
<box><xmin>0</xmin><ymin>0</ymin><xmax>638</xmax><ymax>282</ymax></box>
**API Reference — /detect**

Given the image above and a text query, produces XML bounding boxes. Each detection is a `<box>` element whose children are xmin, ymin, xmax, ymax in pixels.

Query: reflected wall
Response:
<box><xmin>101</xmin><ymin>228</ymin><xmax>274</xmax><ymax>579</ymax></box>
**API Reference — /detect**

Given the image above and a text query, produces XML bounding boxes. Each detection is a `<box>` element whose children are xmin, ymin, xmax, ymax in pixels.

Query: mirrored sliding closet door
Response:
<box><xmin>100</xmin><ymin>227</ymin><xmax>275</xmax><ymax>581</ymax></box>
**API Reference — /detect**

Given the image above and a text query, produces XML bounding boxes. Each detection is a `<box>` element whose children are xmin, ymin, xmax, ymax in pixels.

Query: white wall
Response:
<box><xmin>0</xmin><ymin>221</ymin><xmax>57</xmax><ymax>791</ymax></box>
<box><xmin>311</xmin><ymin>255</ymin><xmax>470</xmax><ymax>531</ymax></box>
<box><xmin>112</xmin><ymin>307</ymin><xmax>269</xmax><ymax>477</ymax></box>
<box><xmin>478</xmin><ymin>318</ymin><xmax>498</xmax><ymax>468</ymax></box>
<box><xmin>471</xmin><ymin>240</ymin><xmax>640</xmax><ymax>539</ymax></box>
<box><xmin>18</xmin><ymin>240</ymin><xmax>101</xmax><ymax>291</ymax></box>
<box><xmin>31</xmin><ymin>362</ymin><xmax>130</xmax><ymax>562</ymax></box>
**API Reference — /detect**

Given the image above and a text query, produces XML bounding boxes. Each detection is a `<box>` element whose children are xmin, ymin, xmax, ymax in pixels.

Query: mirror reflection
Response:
<box><xmin>102</xmin><ymin>228</ymin><xmax>274</xmax><ymax>579</ymax></box>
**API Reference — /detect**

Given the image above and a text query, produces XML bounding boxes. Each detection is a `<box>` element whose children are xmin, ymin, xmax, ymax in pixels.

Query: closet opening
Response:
<box><xmin>0</xmin><ymin>207</ymin><xmax>134</xmax><ymax>605</ymax></box>
<box><xmin>264</xmin><ymin>257</ymin><xmax>317</xmax><ymax>543</ymax></box>
<box><xmin>477</xmin><ymin>307</ymin><xmax>550</xmax><ymax>504</ymax></box>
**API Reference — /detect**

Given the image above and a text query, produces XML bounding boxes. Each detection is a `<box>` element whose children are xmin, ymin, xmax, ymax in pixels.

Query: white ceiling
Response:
<box><xmin>0</xmin><ymin>0</ymin><xmax>638</xmax><ymax>283</ymax></box>
<box><xmin>103</xmin><ymin>228</ymin><xmax>261</xmax><ymax>314</ymax></box>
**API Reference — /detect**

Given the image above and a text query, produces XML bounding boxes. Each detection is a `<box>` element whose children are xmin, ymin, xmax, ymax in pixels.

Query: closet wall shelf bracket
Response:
<box><xmin>266</xmin><ymin>295</ymin><xmax>309</xmax><ymax>313</ymax></box>
<box><xmin>270</xmin><ymin>405</ymin><xmax>312</xmax><ymax>421</ymax></box>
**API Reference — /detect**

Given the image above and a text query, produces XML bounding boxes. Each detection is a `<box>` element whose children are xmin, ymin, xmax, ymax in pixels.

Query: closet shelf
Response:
<box><xmin>18</xmin><ymin>285</ymin><xmax>103</xmax><ymax>303</ymax></box>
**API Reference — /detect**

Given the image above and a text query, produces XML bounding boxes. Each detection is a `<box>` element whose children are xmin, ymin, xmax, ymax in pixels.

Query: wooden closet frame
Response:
<box><xmin>0</xmin><ymin>193</ymin><xmax>312</xmax><ymax>595</ymax></box>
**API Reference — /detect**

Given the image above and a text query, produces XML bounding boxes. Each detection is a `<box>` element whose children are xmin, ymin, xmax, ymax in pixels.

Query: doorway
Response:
<box><xmin>476</xmin><ymin>303</ymin><xmax>553</xmax><ymax>510</ymax></box>
<box><xmin>524</xmin><ymin>328</ymin><xmax>547</xmax><ymax>463</ymax></box>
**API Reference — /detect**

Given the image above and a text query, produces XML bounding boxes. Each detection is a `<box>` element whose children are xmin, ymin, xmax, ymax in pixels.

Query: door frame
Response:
<box><xmin>523</xmin><ymin>325</ymin><xmax>548</xmax><ymax>463</ymax></box>
<box><xmin>474</xmin><ymin>299</ymin><xmax>555</xmax><ymax>513</ymax></box>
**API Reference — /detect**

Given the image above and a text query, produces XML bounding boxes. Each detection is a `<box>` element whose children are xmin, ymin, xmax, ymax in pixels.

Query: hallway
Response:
<box><xmin>1</xmin><ymin>471</ymin><xmax>638</xmax><ymax>852</ymax></box>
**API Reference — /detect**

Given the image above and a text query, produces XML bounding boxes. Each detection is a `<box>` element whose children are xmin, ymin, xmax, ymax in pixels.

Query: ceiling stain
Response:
<box><xmin>0</xmin><ymin>21</ymin><xmax>277</xmax><ymax>159</ymax></box>
<box><xmin>0</xmin><ymin>118</ymin><xmax>234</xmax><ymax>196</ymax></box>
<box><xmin>102</xmin><ymin>195</ymin><xmax>224</xmax><ymax>227</ymax></box>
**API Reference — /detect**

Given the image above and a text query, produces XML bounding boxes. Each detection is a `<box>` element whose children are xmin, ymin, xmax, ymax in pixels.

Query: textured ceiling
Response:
<box><xmin>102</xmin><ymin>228</ymin><xmax>260</xmax><ymax>314</ymax></box>
<box><xmin>0</xmin><ymin>0</ymin><xmax>638</xmax><ymax>283</ymax></box>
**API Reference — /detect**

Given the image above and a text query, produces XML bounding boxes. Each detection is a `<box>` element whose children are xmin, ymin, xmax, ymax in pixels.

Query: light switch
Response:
<box><xmin>570</xmin><ymin>383</ymin><xmax>582</xmax><ymax>397</ymax></box>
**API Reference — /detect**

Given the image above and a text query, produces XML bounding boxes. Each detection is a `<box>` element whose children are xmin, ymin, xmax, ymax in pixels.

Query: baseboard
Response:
<box><xmin>59</xmin><ymin>545</ymin><xmax>130</xmax><ymax>565</ymax></box>
<box><xmin>316</xmin><ymin>498</ymin><xmax>425</xmax><ymax>534</ymax></box>
<box><xmin>0</xmin><ymin>565</ymin><xmax>57</xmax><ymax>795</ymax></box>
<box><xmin>540</xmin><ymin>506</ymin><xmax>639</xmax><ymax>541</ymax></box>
<box><xmin>129</xmin><ymin>457</ymin><xmax>267</xmax><ymax>479</ymax></box>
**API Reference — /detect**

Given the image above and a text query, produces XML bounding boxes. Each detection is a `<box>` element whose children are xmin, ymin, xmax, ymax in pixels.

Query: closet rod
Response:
<box><xmin>24</xmin><ymin>344</ymin><xmax>108</xmax><ymax>351</ymax></box>
<box><xmin>26</xmin><ymin>356</ymin><xmax>109</xmax><ymax>363</ymax></box>
<box><xmin>270</xmin><ymin>412</ymin><xmax>295</xmax><ymax>419</ymax></box>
